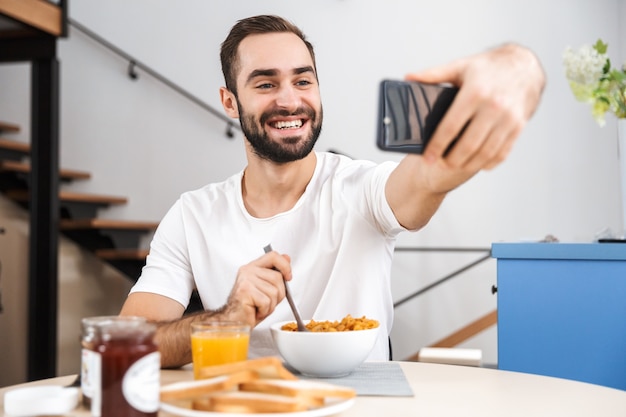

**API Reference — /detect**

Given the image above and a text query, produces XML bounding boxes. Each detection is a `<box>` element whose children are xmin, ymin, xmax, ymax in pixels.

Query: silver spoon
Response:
<box><xmin>263</xmin><ymin>244</ymin><xmax>308</xmax><ymax>332</ymax></box>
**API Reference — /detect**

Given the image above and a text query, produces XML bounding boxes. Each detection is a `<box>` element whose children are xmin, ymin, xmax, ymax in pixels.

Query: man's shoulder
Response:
<box><xmin>179</xmin><ymin>171</ymin><xmax>242</xmax><ymax>204</ymax></box>
<box><xmin>316</xmin><ymin>151</ymin><xmax>396</xmax><ymax>177</ymax></box>
<box><xmin>316</xmin><ymin>151</ymin><xmax>372</xmax><ymax>170</ymax></box>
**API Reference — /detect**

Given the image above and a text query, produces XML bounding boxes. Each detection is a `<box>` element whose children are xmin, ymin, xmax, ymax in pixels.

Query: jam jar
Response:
<box><xmin>80</xmin><ymin>316</ymin><xmax>147</xmax><ymax>413</ymax></box>
<box><xmin>92</xmin><ymin>318</ymin><xmax>160</xmax><ymax>417</ymax></box>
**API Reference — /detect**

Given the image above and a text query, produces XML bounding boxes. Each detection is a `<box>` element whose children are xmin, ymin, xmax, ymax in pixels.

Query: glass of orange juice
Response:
<box><xmin>190</xmin><ymin>321</ymin><xmax>250</xmax><ymax>379</ymax></box>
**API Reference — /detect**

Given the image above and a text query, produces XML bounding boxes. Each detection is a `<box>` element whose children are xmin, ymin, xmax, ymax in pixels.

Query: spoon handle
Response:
<box><xmin>263</xmin><ymin>244</ymin><xmax>308</xmax><ymax>332</ymax></box>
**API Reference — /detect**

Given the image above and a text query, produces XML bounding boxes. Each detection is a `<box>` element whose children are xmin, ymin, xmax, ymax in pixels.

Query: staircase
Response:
<box><xmin>0</xmin><ymin>121</ymin><xmax>157</xmax><ymax>280</ymax></box>
<box><xmin>0</xmin><ymin>120</ymin><xmax>204</xmax><ymax>313</ymax></box>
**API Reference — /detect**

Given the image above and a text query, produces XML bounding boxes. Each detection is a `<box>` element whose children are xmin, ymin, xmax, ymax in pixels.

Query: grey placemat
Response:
<box><xmin>292</xmin><ymin>362</ymin><xmax>414</xmax><ymax>397</ymax></box>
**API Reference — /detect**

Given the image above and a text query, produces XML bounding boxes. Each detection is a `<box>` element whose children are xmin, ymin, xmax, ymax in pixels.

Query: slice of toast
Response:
<box><xmin>239</xmin><ymin>378</ymin><xmax>356</xmax><ymax>400</ymax></box>
<box><xmin>160</xmin><ymin>370</ymin><xmax>256</xmax><ymax>401</ymax></box>
<box><xmin>196</xmin><ymin>356</ymin><xmax>297</xmax><ymax>381</ymax></box>
<box><xmin>192</xmin><ymin>391</ymin><xmax>310</xmax><ymax>413</ymax></box>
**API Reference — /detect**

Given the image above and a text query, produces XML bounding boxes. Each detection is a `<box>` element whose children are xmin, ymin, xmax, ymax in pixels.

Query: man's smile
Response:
<box><xmin>271</xmin><ymin>119</ymin><xmax>304</xmax><ymax>129</ymax></box>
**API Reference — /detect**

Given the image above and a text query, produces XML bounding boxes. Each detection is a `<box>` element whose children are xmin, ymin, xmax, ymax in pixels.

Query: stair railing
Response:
<box><xmin>393</xmin><ymin>246</ymin><xmax>492</xmax><ymax>308</ymax></box>
<box><xmin>67</xmin><ymin>18</ymin><xmax>239</xmax><ymax>139</ymax></box>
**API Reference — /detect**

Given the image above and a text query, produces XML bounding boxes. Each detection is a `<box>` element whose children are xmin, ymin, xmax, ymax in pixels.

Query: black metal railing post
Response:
<box><xmin>28</xmin><ymin>39</ymin><xmax>61</xmax><ymax>381</ymax></box>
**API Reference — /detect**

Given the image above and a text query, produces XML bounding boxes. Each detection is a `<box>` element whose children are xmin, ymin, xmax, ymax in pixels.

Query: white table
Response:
<box><xmin>1</xmin><ymin>361</ymin><xmax>625</xmax><ymax>416</ymax></box>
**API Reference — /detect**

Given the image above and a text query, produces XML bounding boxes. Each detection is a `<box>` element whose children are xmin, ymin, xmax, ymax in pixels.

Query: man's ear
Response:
<box><xmin>220</xmin><ymin>87</ymin><xmax>239</xmax><ymax>118</ymax></box>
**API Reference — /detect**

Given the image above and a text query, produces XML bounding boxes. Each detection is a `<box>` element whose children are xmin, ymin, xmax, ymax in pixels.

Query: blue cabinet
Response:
<box><xmin>492</xmin><ymin>243</ymin><xmax>626</xmax><ymax>391</ymax></box>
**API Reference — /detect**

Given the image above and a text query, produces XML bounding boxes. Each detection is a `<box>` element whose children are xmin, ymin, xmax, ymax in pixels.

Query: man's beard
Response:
<box><xmin>237</xmin><ymin>100</ymin><xmax>323</xmax><ymax>164</ymax></box>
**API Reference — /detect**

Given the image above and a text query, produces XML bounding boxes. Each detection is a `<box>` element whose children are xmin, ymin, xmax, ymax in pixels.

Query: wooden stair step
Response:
<box><xmin>60</xmin><ymin>218</ymin><xmax>159</xmax><ymax>231</ymax></box>
<box><xmin>95</xmin><ymin>248</ymin><xmax>149</xmax><ymax>261</ymax></box>
<box><xmin>0</xmin><ymin>138</ymin><xmax>29</xmax><ymax>152</ymax></box>
<box><xmin>0</xmin><ymin>159</ymin><xmax>91</xmax><ymax>181</ymax></box>
<box><xmin>5</xmin><ymin>189</ymin><xmax>128</xmax><ymax>205</ymax></box>
<box><xmin>0</xmin><ymin>0</ymin><xmax>64</xmax><ymax>37</ymax></box>
<box><xmin>5</xmin><ymin>189</ymin><xmax>128</xmax><ymax>219</ymax></box>
<box><xmin>59</xmin><ymin>191</ymin><xmax>127</xmax><ymax>205</ymax></box>
<box><xmin>0</xmin><ymin>122</ymin><xmax>20</xmax><ymax>133</ymax></box>
<box><xmin>0</xmin><ymin>138</ymin><xmax>30</xmax><ymax>160</ymax></box>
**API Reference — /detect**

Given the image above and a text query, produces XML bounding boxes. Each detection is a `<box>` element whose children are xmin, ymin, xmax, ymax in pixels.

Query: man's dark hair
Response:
<box><xmin>220</xmin><ymin>15</ymin><xmax>317</xmax><ymax>96</ymax></box>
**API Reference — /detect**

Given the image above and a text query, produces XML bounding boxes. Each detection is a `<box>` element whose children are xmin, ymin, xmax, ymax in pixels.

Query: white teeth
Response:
<box><xmin>273</xmin><ymin>120</ymin><xmax>303</xmax><ymax>129</ymax></box>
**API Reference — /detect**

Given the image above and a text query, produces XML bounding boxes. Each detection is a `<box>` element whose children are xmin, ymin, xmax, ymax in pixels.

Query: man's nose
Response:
<box><xmin>275</xmin><ymin>85</ymin><xmax>301</xmax><ymax>111</ymax></box>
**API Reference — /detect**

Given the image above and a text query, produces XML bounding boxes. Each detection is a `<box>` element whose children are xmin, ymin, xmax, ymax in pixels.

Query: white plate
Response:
<box><xmin>160</xmin><ymin>397</ymin><xmax>355</xmax><ymax>417</ymax></box>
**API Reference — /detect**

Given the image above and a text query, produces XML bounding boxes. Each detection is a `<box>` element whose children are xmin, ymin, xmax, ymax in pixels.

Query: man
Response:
<box><xmin>121</xmin><ymin>15</ymin><xmax>545</xmax><ymax>368</ymax></box>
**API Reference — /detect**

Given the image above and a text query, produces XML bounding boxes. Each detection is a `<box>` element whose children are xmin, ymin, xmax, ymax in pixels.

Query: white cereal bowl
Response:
<box><xmin>270</xmin><ymin>320</ymin><xmax>379</xmax><ymax>378</ymax></box>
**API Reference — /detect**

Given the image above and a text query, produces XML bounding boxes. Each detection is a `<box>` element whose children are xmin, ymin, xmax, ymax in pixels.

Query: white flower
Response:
<box><xmin>562</xmin><ymin>39</ymin><xmax>626</xmax><ymax>126</ymax></box>
<box><xmin>562</xmin><ymin>44</ymin><xmax>606</xmax><ymax>85</ymax></box>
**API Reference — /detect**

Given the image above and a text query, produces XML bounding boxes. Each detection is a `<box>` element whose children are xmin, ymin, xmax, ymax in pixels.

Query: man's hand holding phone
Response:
<box><xmin>380</xmin><ymin>43</ymin><xmax>544</xmax><ymax>231</ymax></box>
<box><xmin>403</xmin><ymin>43</ymin><xmax>545</xmax><ymax>170</ymax></box>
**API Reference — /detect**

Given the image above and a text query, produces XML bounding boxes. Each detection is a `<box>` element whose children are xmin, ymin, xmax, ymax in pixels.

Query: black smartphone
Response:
<box><xmin>376</xmin><ymin>79</ymin><xmax>459</xmax><ymax>154</ymax></box>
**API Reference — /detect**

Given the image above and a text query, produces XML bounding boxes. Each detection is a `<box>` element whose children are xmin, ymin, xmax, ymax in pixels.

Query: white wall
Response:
<box><xmin>0</xmin><ymin>0</ymin><xmax>624</xmax><ymax>378</ymax></box>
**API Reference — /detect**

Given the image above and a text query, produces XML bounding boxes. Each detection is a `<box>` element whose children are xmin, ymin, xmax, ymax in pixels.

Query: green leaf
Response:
<box><xmin>594</xmin><ymin>39</ymin><xmax>608</xmax><ymax>54</ymax></box>
<box><xmin>604</xmin><ymin>57</ymin><xmax>612</xmax><ymax>74</ymax></box>
<box><xmin>609</xmin><ymin>69</ymin><xmax>626</xmax><ymax>82</ymax></box>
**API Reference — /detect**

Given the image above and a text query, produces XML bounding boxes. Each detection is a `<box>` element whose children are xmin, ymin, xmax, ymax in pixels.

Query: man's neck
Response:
<box><xmin>242</xmin><ymin>152</ymin><xmax>317</xmax><ymax>218</ymax></box>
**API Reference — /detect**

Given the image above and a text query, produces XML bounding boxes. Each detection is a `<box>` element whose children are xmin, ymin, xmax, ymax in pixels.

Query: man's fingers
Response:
<box><xmin>226</xmin><ymin>250</ymin><xmax>292</xmax><ymax>325</ymax></box>
<box><xmin>405</xmin><ymin>58</ymin><xmax>465</xmax><ymax>85</ymax></box>
<box><xmin>258</xmin><ymin>250</ymin><xmax>292</xmax><ymax>281</ymax></box>
<box><xmin>424</xmin><ymin>84</ymin><xmax>482</xmax><ymax>162</ymax></box>
<box><xmin>481</xmin><ymin>124</ymin><xmax>521</xmax><ymax>170</ymax></box>
<box><xmin>454</xmin><ymin>110</ymin><xmax>521</xmax><ymax>172</ymax></box>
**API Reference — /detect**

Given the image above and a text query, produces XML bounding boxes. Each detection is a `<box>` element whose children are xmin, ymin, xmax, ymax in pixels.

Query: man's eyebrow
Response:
<box><xmin>246</xmin><ymin>69</ymin><xmax>278</xmax><ymax>85</ymax></box>
<box><xmin>293</xmin><ymin>66</ymin><xmax>315</xmax><ymax>76</ymax></box>
<box><xmin>245</xmin><ymin>66</ymin><xmax>316</xmax><ymax>85</ymax></box>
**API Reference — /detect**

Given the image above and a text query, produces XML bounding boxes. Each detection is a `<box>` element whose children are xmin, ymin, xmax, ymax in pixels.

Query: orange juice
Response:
<box><xmin>190</xmin><ymin>324</ymin><xmax>249</xmax><ymax>379</ymax></box>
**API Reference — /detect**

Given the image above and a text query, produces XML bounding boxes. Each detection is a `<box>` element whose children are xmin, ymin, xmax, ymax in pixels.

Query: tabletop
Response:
<box><xmin>1</xmin><ymin>361</ymin><xmax>625</xmax><ymax>417</ymax></box>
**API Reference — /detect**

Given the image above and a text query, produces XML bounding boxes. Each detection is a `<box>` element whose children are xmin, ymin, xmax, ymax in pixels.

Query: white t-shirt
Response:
<box><xmin>130</xmin><ymin>151</ymin><xmax>406</xmax><ymax>360</ymax></box>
